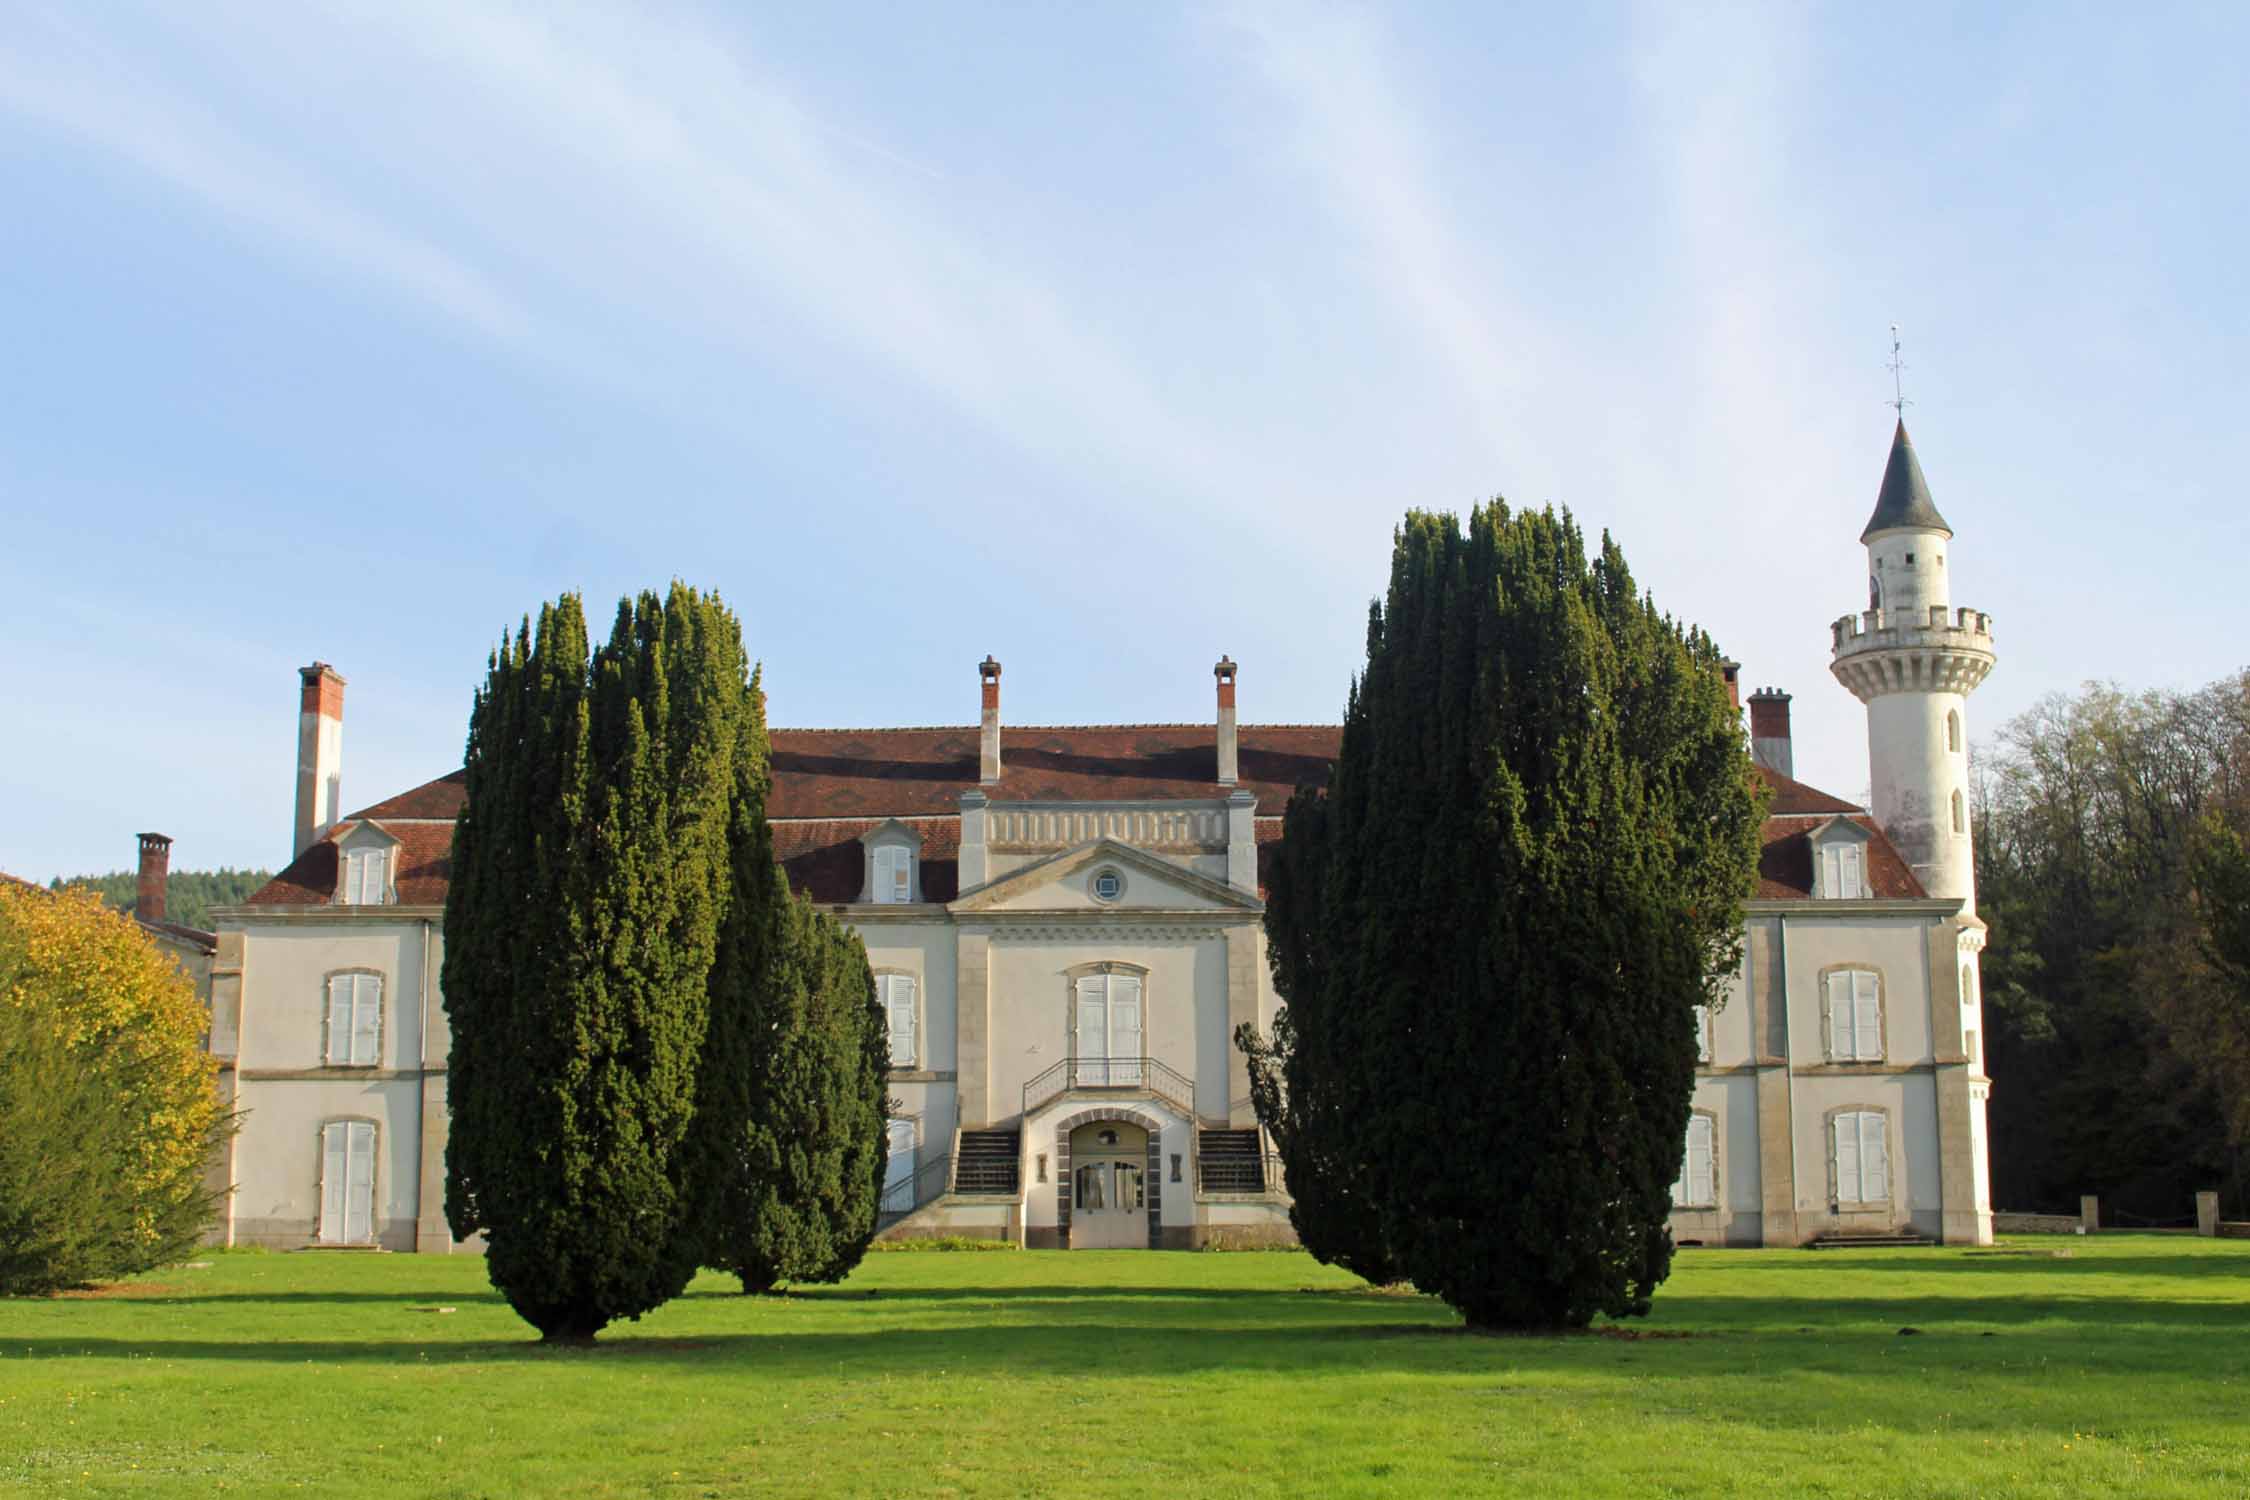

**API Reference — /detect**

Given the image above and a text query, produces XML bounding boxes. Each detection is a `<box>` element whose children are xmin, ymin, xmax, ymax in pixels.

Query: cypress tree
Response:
<box><xmin>445</xmin><ymin>586</ymin><xmax>745</xmax><ymax>1341</ymax></box>
<box><xmin>689</xmin><ymin>670</ymin><xmax>890</xmax><ymax>1292</ymax></box>
<box><xmin>1247</xmin><ymin>505</ymin><xmax>1763</xmax><ymax>1329</ymax></box>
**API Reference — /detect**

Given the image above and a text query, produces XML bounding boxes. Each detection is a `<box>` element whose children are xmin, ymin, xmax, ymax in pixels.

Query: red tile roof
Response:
<box><xmin>245</xmin><ymin>730</ymin><xmax>1927</xmax><ymax>907</ymax></box>
<box><xmin>1756</xmin><ymin>815</ymin><xmax>1924</xmax><ymax>900</ymax></box>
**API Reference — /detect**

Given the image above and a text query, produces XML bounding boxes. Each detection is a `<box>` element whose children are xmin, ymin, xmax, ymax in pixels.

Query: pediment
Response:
<box><xmin>1806</xmin><ymin>815</ymin><xmax>1872</xmax><ymax>846</ymax></box>
<box><xmin>333</xmin><ymin>819</ymin><xmax>402</xmax><ymax>848</ymax></box>
<box><xmin>951</xmin><ymin>838</ymin><xmax>1260</xmax><ymax>914</ymax></box>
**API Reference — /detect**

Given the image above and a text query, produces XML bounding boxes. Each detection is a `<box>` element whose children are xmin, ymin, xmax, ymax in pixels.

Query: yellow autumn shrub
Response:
<box><xmin>0</xmin><ymin>881</ymin><xmax>226</xmax><ymax>1290</ymax></box>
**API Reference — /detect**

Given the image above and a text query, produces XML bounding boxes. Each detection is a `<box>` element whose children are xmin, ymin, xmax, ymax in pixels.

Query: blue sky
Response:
<box><xmin>3</xmin><ymin>2</ymin><xmax>2244</xmax><ymax>881</ymax></box>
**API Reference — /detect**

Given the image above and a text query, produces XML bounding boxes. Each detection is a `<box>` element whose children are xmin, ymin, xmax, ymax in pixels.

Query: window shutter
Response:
<box><xmin>1844</xmin><ymin>845</ymin><xmax>1864</xmax><ymax>898</ymax></box>
<box><xmin>1109</xmin><ymin>975</ymin><xmax>1143</xmax><ymax>1084</ymax></box>
<box><xmin>350</xmin><ymin>975</ymin><xmax>382</xmax><ymax>1065</ymax></box>
<box><xmin>1820</xmin><ymin>843</ymin><xmax>1840</xmax><ymax>898</ymax></box>
<box><xmin>891</xmin><ymin>848</ymin><xmax>912</xmax><ymax>903</ymax></box>
<box><xmin>1075</xmin><ymin>978</ymin><xmax>1106</xmax><ymax>1078</ymax></box>
<box><xmin>1860</xmin><ymin>1114</ymin><xmax>1889</xmax><ymax>1202</ymax></box>
<box><xmin>1693</xmin><ymin>1004</ymin><xmax>1712</xmax><ymax>1063</ymax></box>
<box><xmin>870</xmin><ymin>847</ymin><xmax>896</xmax><ymax>904</ymax></box>
<box><xmin>1686</xmin><ymin>1116</ymin><xmax>1714</xmax><ymax>1206</ymax></box>
<box><xmin>345</xmin><ymin>1121</ymin><xmax>375</xmax><ymax>1242</ymax></box>
<box><xmin>1834</xmin><ymin>1114</ymin><xmax>1861</xmax><ymax>1202</ymax></box>
<box><xmin>885</xmin><ymin>976</ymin><xmax>916</xmax><ymax>1069</ymax></box>
<box><xmin>1853</xmin><ymin>973</ymin><xmax>1881</xmax><ymax>1060</ymax></box>
<box><xmin>326</xmin><ymin>976</ymin><xmax>352</xmax><ymax>1065</ymax></box>
<box><xmin>1826</xmin><ymin>972</ymin><xmax>1853</xmax><ymax>1060</ymax></box>
<box><xmin>319</xmin><ymin>1122</ymin><xmax>346</xmax><ymax>1241</ymax></box>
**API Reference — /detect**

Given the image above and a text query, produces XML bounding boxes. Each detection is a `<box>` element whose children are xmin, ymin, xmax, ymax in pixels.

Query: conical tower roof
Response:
<box><xmin>1860</xmin><ymin>420</ymin><xmax>1952</xmax><ymax>541</ymax></box>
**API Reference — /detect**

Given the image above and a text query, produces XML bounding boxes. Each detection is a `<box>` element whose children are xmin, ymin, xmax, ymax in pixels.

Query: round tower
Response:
<box><xmin>1829</xmin><ymin>421</ymin><xmax>1995</xmax><ymax>912</ymax></box>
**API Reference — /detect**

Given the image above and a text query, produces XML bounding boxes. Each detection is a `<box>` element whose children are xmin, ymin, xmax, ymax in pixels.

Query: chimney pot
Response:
<box><xmin>1721</xmin><ymin>659</ymin><xmax>1742</xmax><ymax>713</ymax></box>
<box><xmin>135</xmin><ymin>832</ymin><xmax>172</xmax><ymax>925</ymax></box>
<box><xmin>978</xmin><ymin>656</ymin><xmax>1003</xmax><ymax>784</ymax></box>
<box><xmin>1214</xmin><ymin>656</ymin><xmax>1239</xmax><ymax>785</ymax></box>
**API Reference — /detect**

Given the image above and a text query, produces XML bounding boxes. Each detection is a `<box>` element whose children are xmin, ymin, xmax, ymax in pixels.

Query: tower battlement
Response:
<box><xmin>1829</xmin><ymin>604</ymin><xmax>1995</xmax><ymax>703</ymax></box>
<box><xmin>1830</xmin><ymin>604</ymin><xmax>1994</xmax><ymax>651</ymax></box>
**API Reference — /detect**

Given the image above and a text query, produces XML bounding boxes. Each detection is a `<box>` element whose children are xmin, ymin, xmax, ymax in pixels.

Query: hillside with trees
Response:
<box><xmin>49</xmin><ymin>869</ymin><xmax>272</xmax><ymax>931</ymax></box>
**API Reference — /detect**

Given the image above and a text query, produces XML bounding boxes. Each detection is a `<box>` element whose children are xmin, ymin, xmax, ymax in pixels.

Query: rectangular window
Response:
<box><xmin>1073</xmin><ymin>973</ymin><xmax>1144</xmax><ymax>1086</ymax></box>
<box><xmin>1825</xmin><ymin>971</ymin><xmax>1883</xmax><ymax>1062</ymax></box>
<box><xmin>1820</xmin><ymin>842</ymin><xmax>1866</xmax><ymax>899</ymax></box>
<box><xmin>881</xmin><ymin>974</ymin><xmax>917</xmax><ymax>1069</ymax></box>
<box><xmin>318</xmin><ymin>1120</ymin><xmax>376</xmax><ymax>1243</ymax></box>
<box><xmin>324</xmin><ymin>974</ymin><xmax>382</xmax><ymax>1066</ymax></box>
<box><xmin>343</xmin><ymin>848</ymin><xmax>387</xmax><ymax>905</ymax></box>
<box><xmin>1672</xmin><ymin>1115</ymin><xmax>1716</xmax><ymax>1208</ymax></box>
<box><xmin>871</xmin><ymin>845</ymin><xmax>911</xmax><ymax>904</ymax></box>
<box><xmin>1832</xmin><ymin>1111</ymin><xmax>1890</xmax><ymax>1205</ymax></box>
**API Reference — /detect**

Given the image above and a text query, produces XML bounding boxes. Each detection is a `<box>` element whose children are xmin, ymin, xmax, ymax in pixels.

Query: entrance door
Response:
<box><xmin>1068</xmin><ymin>1121</ymin><xmax>1149</xmax><ymax>1249</ymax></box>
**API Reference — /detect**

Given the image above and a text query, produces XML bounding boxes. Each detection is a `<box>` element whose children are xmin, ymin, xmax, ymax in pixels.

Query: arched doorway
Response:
<box><xmin>1067</xmin><ymin>1120</ymin><xmax>1147</xmax><ymax>1249</ymax></box>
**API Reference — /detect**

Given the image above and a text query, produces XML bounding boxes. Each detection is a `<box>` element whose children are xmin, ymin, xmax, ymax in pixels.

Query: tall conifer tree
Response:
<box><xmin>1248</xmin><ymin>505</ymin><xmax>1762</xmax><ymax>1329</ymax></box>
<box><xmin>688</xmin><ymin>668</ymin><xmax>890</xmax><ymax>1292</ymax></box>
<box><xmin>445</xmin><ymin>586</ymin><xmax>746</xmax><ymax>1341</ymax></box>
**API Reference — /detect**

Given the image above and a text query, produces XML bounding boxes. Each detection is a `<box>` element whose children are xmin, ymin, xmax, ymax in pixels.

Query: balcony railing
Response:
<box><xmin>1022</xmin><ymin>1056</ymin><xmax>1196</xmax><ymax>1122</ymax></box>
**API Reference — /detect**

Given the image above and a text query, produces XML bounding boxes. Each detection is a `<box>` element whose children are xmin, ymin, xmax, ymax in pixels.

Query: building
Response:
<box><xmin>207</xmin><ymin>421</ymin><xmax>1996</xmax><ymax>1251</ymax></box>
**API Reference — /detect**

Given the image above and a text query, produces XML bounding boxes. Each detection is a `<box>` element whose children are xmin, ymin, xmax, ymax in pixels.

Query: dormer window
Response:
<box><xmin>859</xmin><ymin>820</ymin><xmax>922</xmax><ymax>905</ymax></box>
<box><xmin>343</xmin><ymin>847</ymin><xmax>388</xmax><ymax>905</ymax></box>
<box><xmin>1819</xmin><ymin>841</ymin><xmax>1866</xmax><ymax>900</ymax></box>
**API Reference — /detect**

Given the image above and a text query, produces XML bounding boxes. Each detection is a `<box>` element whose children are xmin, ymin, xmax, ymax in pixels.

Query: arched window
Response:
<box><xmin>1869</xmin><ymin>575</ymin><xmax>1882</xmax><ymax>612</ymax></box>
<box><xmin>1946</xmin><ymin>710</ymin><xmax>1962</xmax><ymax>754</ymax></box>
<box><xmin>1951</xmin><ymin>789</ymin><xmax>1966</xmax><ymax>834</ymax></box>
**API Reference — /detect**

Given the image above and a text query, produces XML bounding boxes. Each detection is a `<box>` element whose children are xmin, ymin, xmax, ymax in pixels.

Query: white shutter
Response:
<box><xmin>1833</xmin><ymin>1114</ymin><xmax>1861</xmax><ymax>1203</ymax></box>
<box><xmin>326</xmin><ymin>976</ymin><xmax>352</xmax><ymax>1065</ymax></box>
<box><xmin>1853</xmin><ymin>973</ymin><xmax>1882</xmax><ymax>1061</ymax></box>
<box><xmin>1859</xmin><ymin>1114</ymin><xmax>1889</xmax><ymax>1203</ymax></box>
<box><xmin>1840</xmin><ymin>845</ymin><xmax>1864</xmax><ymax>899</ymax></box>
<box><xmin>1820</xmin><ymin>843</ymin><xmax>1841</xmax><ymax>898</ymax></box>
<box><xmin>885</xmin><ymin>976</ymin><xmax>916</xmax><ymax>1069</ymax></box>
<box><xmin>345</xmin><ymin>1121</ymin><xmax>375</xmax><ymax>1242</ymax></box>
<box><xmin>1075</xmin><ymin>978</ymin><xmax>1107</xmax><ymax>1082</ymax></box>
<box><xmin>891</xmin><ymin>848</ymin><xmax>912</xmax><ymax>903</ymax></box>
<box><xmin>1693</xmin><ymin>1004</ymin><xmax>1712</xmax><ymax>1063</ymax></box>
<box><xmin>351</xmin><ymin>975</ymin><xmax>382</xmax><ymax>1066</ymax></box>
<box><xmin>1826</xmin><ymin>972</ymin><xmax>1854</xmax><ymax>1060</ymax></box>
<box><xmin>1110</xmin><ymin>975</ymin><xmax>1143</xmax><ymax>1085</ymax></box>
<box><xmin>1685</xmin><ymin>1116</ymin><xmax>1714</xmax><ymax>1206</ymax></box>
<box><xmin>319</xmin><ymin>1122</ymin><xmax>347</xmax><ymax>1241</ymax></box>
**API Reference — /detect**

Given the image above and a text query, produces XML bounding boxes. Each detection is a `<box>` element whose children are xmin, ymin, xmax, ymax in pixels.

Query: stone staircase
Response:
<box><xmin>953</xmin><ymin>1129</ymin><xmax>1021</xmax><ymax>1195</ymax></box>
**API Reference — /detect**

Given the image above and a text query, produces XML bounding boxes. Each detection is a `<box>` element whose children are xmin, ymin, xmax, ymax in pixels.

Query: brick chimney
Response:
<box><xmin>978</xmin><ymin>656</ymin><xmax>1002</xmax><ymax>784</ymax></box>
<box><xmin>294</xmin><ymin>662</ymin><xmax>347</xmax><ymax>859</ymax></box>
<box><xmin>136</xmin><ymin>832</ymin><xmax>172</xmax><ymax>924</ymax></box>
<box><xmin>1214</xmin><ymin>656</ymin><xmax>1239</xmax><ymax>786</ymax></box>
<box><xmin>1721</xmin><ymin>658</ymin><xmax>1742</xmax><ymax>713</ymax></box>
<box><xmin>1748</xmin><ymin>687</ymin><xmax>1793</xmax><ymax>779</ymax></box>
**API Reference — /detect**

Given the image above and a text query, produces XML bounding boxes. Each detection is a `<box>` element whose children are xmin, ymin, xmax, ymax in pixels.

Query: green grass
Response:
<box><xmin>3</xmin><ymin>1236</ymin><xmax>2247</xmax><ymax>1498</ymax></box>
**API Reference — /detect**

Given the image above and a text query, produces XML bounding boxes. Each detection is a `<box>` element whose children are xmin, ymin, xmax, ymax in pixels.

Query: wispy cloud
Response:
<box><xmin>0</xmin><ymin>11</ymin><xmax>522</xmax><ymax>339</ymax></box>
<box><xmin>1212</xmin><ymin>1</ymin><xmax>1531</xmax><ymax>477</ymax></box>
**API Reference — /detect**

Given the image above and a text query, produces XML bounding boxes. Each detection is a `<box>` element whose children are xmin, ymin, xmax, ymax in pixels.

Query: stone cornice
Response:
<box><xmin>1746</xmin><ymin>897</ymin><xmax>1962</xmax><ymax>918</ymax></box>
<box><xmin>211</xmin><ymin>905</ymin><xmax>445</xmax><ymax>927</ymax></box>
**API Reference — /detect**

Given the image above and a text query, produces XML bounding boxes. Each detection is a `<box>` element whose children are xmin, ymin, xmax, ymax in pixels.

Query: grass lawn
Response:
<box><xmin>2</xmin><ymin>1235</ymin><xmax>2247</xmax><ymax>1498</ymax></box>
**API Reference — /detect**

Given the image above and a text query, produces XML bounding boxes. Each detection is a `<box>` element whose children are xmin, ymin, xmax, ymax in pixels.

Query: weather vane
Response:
<box><xmin>1886</xmin><ymin>323</ymin><xmax>1911</xmax><ymax>418</ymax></box>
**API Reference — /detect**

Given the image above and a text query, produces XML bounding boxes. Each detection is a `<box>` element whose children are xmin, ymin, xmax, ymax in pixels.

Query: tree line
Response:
<box><xmin>48</xmin><ymin>869</ymin><xmax>273</xmax><ymax>932</ymax></box>
<box><xmin>1975</xmin><ymin>669</ymin><xmax>2250</xmax><ymax>1218</ymax></box>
